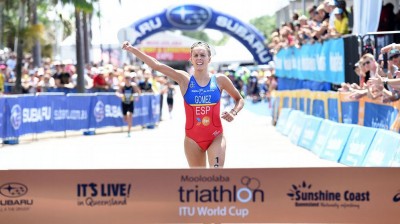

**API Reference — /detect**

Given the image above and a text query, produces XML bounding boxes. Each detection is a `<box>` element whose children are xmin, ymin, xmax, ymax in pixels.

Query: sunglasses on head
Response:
<box><xmin>362</xmin><ymin>61</ymin><xmax>371</xmax><ymax>66</ymax></box>
<box><xmin>390</xmin><ymin>54</ymin><xmax>400</xmax><ymax>60</ymax></box>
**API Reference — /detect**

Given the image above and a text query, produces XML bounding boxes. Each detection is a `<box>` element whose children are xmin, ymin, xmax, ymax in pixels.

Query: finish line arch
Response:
<box><xmin>117</xmin><ymin>4</ymin><xmax>272</xmax><ymax>64</ymax></box>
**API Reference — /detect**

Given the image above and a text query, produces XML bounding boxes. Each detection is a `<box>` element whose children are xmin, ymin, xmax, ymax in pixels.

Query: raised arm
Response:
<box><xmin>121</xmin><ymin>41</ymin><xmax>189</xmax><ymax>86</ymax></box>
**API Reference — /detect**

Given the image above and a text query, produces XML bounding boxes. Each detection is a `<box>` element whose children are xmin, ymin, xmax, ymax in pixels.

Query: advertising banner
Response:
<box><xmin>35</xmin><ymin>95</ymin><xmax>66</xmax><ymax>133</ymax></box>
<box><xmin>4</xmin><ymin>95</ymin><xmax>36</xmax><ymax>138</ymax></box>
<box><xmin>0</xmin><ymin>168</ymin><xmax>399</xmax><ymax>223</ymax></box>
<box><xmin>65</xmin><ymin>95</ymin><xmax>92</xmax><ymax>131</ymax></box>
<box><xmin>275</xmin><ymin>108</ymin><xmax>292</xmax><ymax>134</ymax></box>
<box><xmin>362</xmin><ymin>129</ymin><xmax>400</xmax><ymax>167</ymax></box>
<box><xmin>340</xmin><ymin>126</ymin><xmax>377</xmax><ymax>166</ymax></box>
<box><xmin>93</xmin><ymin>95</ymin><xmax>124</xmax><ymax>128</ymax></box>
<box><xmin>288</xmin><ymin>112</ymin><xmax>306</xmax><ymax>145</ymax></box>
<box><xmin>275</xmin><ymin>38</ymin><xmax>345</xmax><ymax>84</ymax></box>
<box><xmin>0</xmin><ymin>98</ymin><xmax>5</xmax><ymax>138</ymax></box>
<box><xmin>363</xmin><ymin>101</ymin><xmax>398</xmax><ymax>130</ymax></box>
<box><xmin>297</xmin><ymin>115</ymin><xmax>323</xmax><ymax>150</ymax></box>
<box><xmin>310</xmin><ymin>119</ymin><xmax>335</xmax><ymax>156</ymax></box>
<box><xmin>319</xmin><ymin>123</ymin><xmax>353</xmax><ymax>162</ymax></box>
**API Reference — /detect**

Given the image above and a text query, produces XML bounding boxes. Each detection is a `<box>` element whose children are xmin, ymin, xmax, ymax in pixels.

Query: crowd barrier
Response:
<box><xmin>274</xmin><ymin>35</ymin><xmax>360</xmax><ymax>91</ymax></box>
<box><xmin>275</xmin><ymin>108</ymin><xmax>400</xmax><ymax>167</ymax></box>
<box><xmin>0</xmin><ymin>93</ymin><xmax>160</xmax><ymax>144</ymax></box>
<box><xmin>272</xmin><ymin>90</ymin><xmax>400</xmax><ymax>132</ymax></box>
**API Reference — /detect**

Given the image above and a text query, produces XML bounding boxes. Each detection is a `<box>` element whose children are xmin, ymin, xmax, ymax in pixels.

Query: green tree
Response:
<box><xmin>249</xmin><ymin>15</ymin><xmax>277</xmax><ymax>42</ymax></box>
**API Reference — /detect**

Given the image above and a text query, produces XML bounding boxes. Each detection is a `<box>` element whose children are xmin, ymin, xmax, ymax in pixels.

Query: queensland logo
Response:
<box><xmin>178</xmin><ymin>176</ymin><xmax>264</xmax><ymax>218</ymax></box>
<box><xmin>287</xmin><ymin>181</ymin><xmax>370</xmax><ymax>209</ymax></box>
<box><xmin>393</xmin><ymin>191</ymin><xmax>400</xmax><ymax>203</ymax></box>
<box><xmin>0</xmin><ymin>183</ymin><xmax>28</xmax><ymax>198</ymax></box>
<box><xmin>77</xmin><ymin>183</ymin><xmax>132</xmax><ymax>207</ymax></box>
<box><xmin>93</xmin><ymin>101</ymin><xmax>105</xmax><ymax>122</ymax></box>
<box><xmin>166</xmin><ymin>4</ymin><xmax>212</xmax><ymax>30</ymax></box>
<box><xmin>10</xmin><ymin>105</ymin><xmax>22</xmax><ymax>130</ymax></box>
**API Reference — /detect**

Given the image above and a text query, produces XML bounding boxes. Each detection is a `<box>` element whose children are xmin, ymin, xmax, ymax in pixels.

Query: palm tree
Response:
<box><xmin>53</xmin><ymin>0</ymin><xmax>96</xmax><ymax>93</ymax></box>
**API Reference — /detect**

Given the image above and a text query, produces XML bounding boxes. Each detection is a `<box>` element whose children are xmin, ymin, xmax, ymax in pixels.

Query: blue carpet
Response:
<box><xmin>244</xmin><ymin>99</ymin><xmax>272</xmax><ymax>116</ymax></box>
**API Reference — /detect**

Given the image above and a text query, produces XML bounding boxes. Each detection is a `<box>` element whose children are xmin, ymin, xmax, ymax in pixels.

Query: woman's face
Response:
<box><xmin>190</xmin><ymin>46</ymin><xmax>210</xmax><ymax>71</ymax></box>
<box><xmin>362</xmin><ymin>58</ymin><xmax>373</xmax><ymax>71</ymax></box>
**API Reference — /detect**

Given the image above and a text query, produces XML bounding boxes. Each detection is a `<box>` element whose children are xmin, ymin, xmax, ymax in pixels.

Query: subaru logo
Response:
<box><xmin>10</xmin><ymin>105</ymin><xmax>22</xmax><ymax>130</ymax></box>
<box><xmin>0</xmin><ymin>183</ymin><xmax>28</xmax><ymax>198</ymax></box>
<box><xmin>94</xmin><ymin>101</ymin><xmax>105</xmax><ymax>123</ymax></box>
<box><xmin>166</xmin><ymin>4</ymin><xmax>212</xmax><ymax>30</ymax></box>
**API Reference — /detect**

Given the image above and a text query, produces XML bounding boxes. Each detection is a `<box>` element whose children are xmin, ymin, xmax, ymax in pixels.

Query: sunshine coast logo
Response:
<box><xmin>76</xmin><ymin>183</ymin><xmax>132</xmax><ymax>207</ymax></box>
<box><xmin>178</xmin><ymin>175</ymin><xmax>264</xmax><ymax>218</ymax></box>
<box><xmin>287</xmin><ymin>181</ymin><xmax>370</xmax><ymax>209</ymax></box>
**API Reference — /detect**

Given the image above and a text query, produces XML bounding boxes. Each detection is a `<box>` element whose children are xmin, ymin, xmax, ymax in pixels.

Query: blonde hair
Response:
<box><xmin>190</xmin><ymin>41</ymin><xmax>211</xmax><ymax>57</ymax></box>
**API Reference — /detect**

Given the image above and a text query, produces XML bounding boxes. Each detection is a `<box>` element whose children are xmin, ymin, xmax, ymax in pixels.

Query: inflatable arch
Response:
<box><xmin>117</xmin><ymin>4</ymin><xmax>273</xmax><ymax>64</ymax></box>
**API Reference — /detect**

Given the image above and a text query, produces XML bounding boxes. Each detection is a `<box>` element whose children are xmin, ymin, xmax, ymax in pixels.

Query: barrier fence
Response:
<box><xmin>272</xmin><ymin>90</ymin><xmax>400</xmax><ymax>167</ymax></box>
<box><xmin>0</xmin><ymin>93</ymin><xmax>160</xmax><ymax>143</ymax></box>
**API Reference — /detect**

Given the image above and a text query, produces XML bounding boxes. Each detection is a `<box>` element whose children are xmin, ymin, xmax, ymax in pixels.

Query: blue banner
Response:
<box><xmin>363</xmin><ymin>102</ymin><xmax>398</xmax><ymax>130</ymax></box>
<box><xmin>298</xmin><ymin>115</ymin><xmax>323</xmax><ymax>150</ymax></box>
<box><xmin>65</xmin><ymin>95</ymin><xmax>92</xmax><ymax>131</ymax></box>
<box><xmin>36</xmin><ymin>95</ymin><xmax>66</xmax><ymax>133</ymax></box>
<box><xmin>327</xmin><ymin>98</ymin><xmax>339</xmax><ymax>122</ymax></box>
<box><xmin>93</xmin><ymin>95</ymin><xmax>124</xmax><ymax>128</ymax></box>
<box><xmin>5</xmin><ymin>95</ymin><xmax>37</xmax><ymax>138</ymax></box>
<box><xmin>341</xmin><ymin>101</ymin><xmax>359</xmax><ymax>124</ymax></box>
<box><xmin>288</xmin><ymin>112</ymin><xmax>306</xmax><ymax>145</ymax></box>
<box><xmin>362</xmin><ymin>129</ymin><xmax>400</xmax><ymax>166</ymax></box>
<box><xmin>312</xmin><ymin>99</ymin><xmax>325</xmax><ymax>119</ymax></box>
<box><xmin>276</xmin><ymin>108</ymin><xmax>292</xmax><ymax>134</ymax></box>
<box><xmin>0</xmin><ymin>98</ymin><xmax>5</xmax><ymax>138</ymax></box>
<box><xmin>275</xmin><ymin>38</ymin><xmax>345</xmax><ymax>84</ymax></box>
<box><xmin>391</xmin><ymin>145</ymin><xmax>400</xmax><ymax>167</ymax></box>
<box><xmin>339</xmin><ymin>126</ymin><xmax>377</xmax><ymax>166</ymax></box>
<box><xmin>310</xmin><ymin>119</ymin><xmax>335</xmax><ymax>156</ymax></box>
<box><xmin>319</xmin><ymin>123</ymin><xmax>353</xmax><ymax>162</ymax></box>
<box><xmin>282</xmin><ymin>110</ymin><xmax>303</xmax><ymax>136</ymax></box>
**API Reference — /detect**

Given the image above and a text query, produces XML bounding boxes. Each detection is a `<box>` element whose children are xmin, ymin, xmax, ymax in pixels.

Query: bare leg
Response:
<box><xmin>184</xmin><ymin>136</ymin><xmax>206</xmax><ymax>168</ymax></box>
<box><xmin>126</xmin><ymin>113</ymin><xmax>132</xmax><ymax>133</ymax></box>
<box><xmin>206</xmin><ymin>134</ymin><xmax>226</xmax><ymax>168</ymax></box>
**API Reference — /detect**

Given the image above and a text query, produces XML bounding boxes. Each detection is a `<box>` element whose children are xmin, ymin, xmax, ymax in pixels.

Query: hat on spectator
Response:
<box><xmin>388</xmin><ymin>49</ymin><xmax>400</xmax><ymax>59</ymax></box>
<box><xmin>316</xmin><ymin>4</ymin><xmax>325</xmax><ymax>12</ymax></box>
<box><xmin>333</xmin><ymin>7</ymin><xmax>343</xmax><ymax>14</ymax></box>
<box><xmin>298</xmin><ymin>15</ymin><xmax>308</xmax><ymax>21</ymax></box>
<box><xmin>0</xmin><ymin>64</ymin><xmax>6</xmax><ymax>69</ymax></box>
<box><xmin>128</xmin><ymin>72</ymin><xmax>137</xmax><ymax>78</ymax></box>
<box><xmin>328</xmin><ymin>0</ymin><xmax>337</xmax><ymax>6</ymax></box>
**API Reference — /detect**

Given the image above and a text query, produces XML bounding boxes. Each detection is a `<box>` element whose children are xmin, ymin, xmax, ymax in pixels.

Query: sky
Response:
<box><xmin>92</xmin><ymin>0</ymin><xmax>289</xmax><ymax>45</ymax></box>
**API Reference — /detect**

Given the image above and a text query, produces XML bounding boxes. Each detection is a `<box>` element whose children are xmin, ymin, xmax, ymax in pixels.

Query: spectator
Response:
<box><xmin>53</xmin><ymin>62</ymin><xmax>74</xmax><ymax>91</ymax></box>
<box><xmin>333</xmin><ymin>8</ymin><xmax>349</xmax><ymax>36</ymax></box>
<box><xmin>38</xmin><ymin>70</ymin><xmax>56</xmax><ymax>92</ymax></box>
<box><xmin>92</xmin><ymin>68</ymin><xmax>110</xmax><ymax>92</ymax></box>
<box><xmin>139</xmin><ymin>69</ymin><xmax>153</xmax><ymax>93</ymax></box>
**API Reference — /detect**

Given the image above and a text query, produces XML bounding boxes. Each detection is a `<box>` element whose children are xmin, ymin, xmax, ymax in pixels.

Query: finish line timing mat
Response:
<box><xmin>1</xmin><ymin>168</ymin><xmax>399</xmax><ymax>223</ymax></box>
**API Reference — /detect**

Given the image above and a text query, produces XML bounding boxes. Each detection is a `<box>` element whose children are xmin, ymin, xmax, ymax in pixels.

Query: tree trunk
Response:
<box><xmin>75</xmin><ymin>7</ymin><xmax>85</xmax><ymax>93</ymax></box>
<box><xmin>31</xmin><ymin>0</ymin><xmax>41</xmax><ymax>67</ymax></box>
<box><xmin>0</xmin><ymin>1</ymin><xmax>4</xmax><ymax>49</ymax></box>
<box><xmin>83</xmin><ymin>12</ymin><xmax>91</xmax><ymax>64</ymax></box>
<box><xmin>14</xmin><ymin>0</ymin><xmax>26</xmax><ymax>94</ymax></box>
